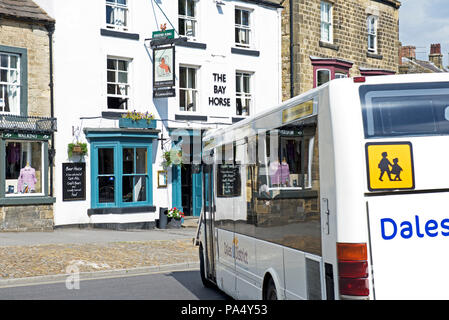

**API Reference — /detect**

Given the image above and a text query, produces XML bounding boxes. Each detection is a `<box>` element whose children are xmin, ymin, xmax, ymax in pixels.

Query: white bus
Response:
<box><xmin>197</xmin><ymin>73</ymin><xmax>449</xmax><ymax>300</ymax></box>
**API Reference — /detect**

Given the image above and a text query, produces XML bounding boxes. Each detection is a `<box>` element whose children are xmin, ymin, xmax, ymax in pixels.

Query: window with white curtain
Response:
<box><xmin>367</xmin><ymin>15</ymin><xmax>378</xmax><ymax>53</ymax></box>
<box><xmin>179</xmin><ymin>66</ymin><xmax>198</xmax><ymax>112</ymax></box>
<box><xmin>107</xmin><ymin>58</ymin><xmax>130</xmax><ymax>110</ymax></box>
<box><xmin>235</xmin><ymin>8</ymin><xmax>251</xmax><ymax>48</ymax></box>
<box><xmin>106</xmin><ymin>0</ymin><xmax>128</xmax><ymax>31</ymax></box>
<box><xmin>320</xmin><ymin>1</ymin><xmax>332</xmax><ymax>43</ymax></box>
<box><xmin>236</xmin><ymin>72</ymin><xmax>252</xmax><ymax>116</ymax></box>
<box><xmin>0</xmin><ymin>53</ymin><xmax>20</xmax><ymax>114</ymax></box>
<box><xmin>179</xmin><ymin>0</ymin><xmax>197</xmax><ymax>38</ymax></box>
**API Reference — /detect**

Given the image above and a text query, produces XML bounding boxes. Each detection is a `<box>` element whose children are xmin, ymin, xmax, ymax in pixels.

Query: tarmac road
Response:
<box><xmin>0</xmin><ymin>269</ymin><xmax>229</xmax><ymax>300</ymax></box>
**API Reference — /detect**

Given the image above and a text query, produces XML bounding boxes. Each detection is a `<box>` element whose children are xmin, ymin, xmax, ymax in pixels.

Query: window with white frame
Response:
<box><xmin>367</xmin><ymin>15</ymin><xmax>378</xmax><ymax>53</ymax></box>
<box><xmin>106</xmin><ymin>0</ymin><xmax>129</xmax><ymax>31</ymax></box>
<box><xmin>178</xmin><ymin>0</ymin><xmax>197</xmax><ymax>38</ymax></box>
<box><xmin>0</xmin><ymin>53</ymin><xmax>20</xmax><ymax>114</ymax></box>
<box><xmin>235</xmin><ymin>8</ymin><xmax>251</xmax><ymax>48</ymax></box>
<box><xmin>179</xmin><ymin>66</ymin><xmax>198</xmax><ymax>112</ymax></box>
<box><xmin>320</xmin><ymin>1</ymin><xmax>333</xmax><ymax>43</ymax></box>
<box><xmin>317</xmin><ymin>69</ymin><xmax>330</xmax><ymax>87</ymax></box>
<box><xmin>335</xmin><ymin>72</ymin><xmax>348</xmax><ymax>79</ymax></box>
<box><xmin>236</xmin><ymin>72</ymin><xmax>252</xmax><ymax>116</ymax></box>
<box><xmin>107</xmin><ymin>58</ymin><xmax>130</xmax><ymax>110</ymax></box>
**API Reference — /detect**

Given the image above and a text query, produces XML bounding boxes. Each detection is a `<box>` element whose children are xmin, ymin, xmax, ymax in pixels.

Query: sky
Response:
<box><xmin>399</xmin><ymin>0</ymin><xmax>449</xmax><ymax>67</ymax></box>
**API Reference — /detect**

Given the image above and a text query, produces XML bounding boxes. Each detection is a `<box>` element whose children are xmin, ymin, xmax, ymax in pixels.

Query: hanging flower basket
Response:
<box><xmin>119</xmin><ymin>110</ymin><xmax>156</xmax><ymax>129</ymax></box>
<box><xmin>162</xmin><ymin>148</ymin><xmax>184</xmax><ymax>168</ymax></box>
<box><xmin>68</xmin><ymin>142</ymin><xmax>88</xmax><ymax>158</ymax></box>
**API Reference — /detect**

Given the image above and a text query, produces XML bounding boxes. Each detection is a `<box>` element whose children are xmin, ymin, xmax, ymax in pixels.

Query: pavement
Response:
<box><xmin>0</xmin><ymin>217</ymin><xmax>201</xmax><ymax>287</ymax></box>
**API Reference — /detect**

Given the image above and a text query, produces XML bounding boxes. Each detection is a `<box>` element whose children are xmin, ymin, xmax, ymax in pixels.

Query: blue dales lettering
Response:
<box><xmin>381</xmin><ymin>215</ymin><xmax>449</xmax><ymax>240</ymax></box>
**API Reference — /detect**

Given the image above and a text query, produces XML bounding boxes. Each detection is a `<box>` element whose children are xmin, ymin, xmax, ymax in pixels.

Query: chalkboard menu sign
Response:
<box><xmin>217</xmin><ymin>164</ymin><xmax>241</xmax><ymax>197</ymax></box>
<box><xmin>62</xmin><ymin>162</ymin><xmax>86</xmax><ymax>201</ymax></box>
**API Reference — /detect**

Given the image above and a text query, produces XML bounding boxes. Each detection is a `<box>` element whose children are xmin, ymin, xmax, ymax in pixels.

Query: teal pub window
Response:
<box><xmin>86</xmin><ymin>130</ymin><xmax>157</xmax><ymax>210</ymax></box>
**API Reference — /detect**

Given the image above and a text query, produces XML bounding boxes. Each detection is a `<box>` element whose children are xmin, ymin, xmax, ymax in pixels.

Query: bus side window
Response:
<box><xmin>249</xmin><ymin>123</ymin><xmax>321</xmax><ymax>255</ymax></box>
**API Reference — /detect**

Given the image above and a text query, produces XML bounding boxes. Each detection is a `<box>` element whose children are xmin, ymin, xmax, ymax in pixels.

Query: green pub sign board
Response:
<box><xmin>152</xmin><ymin>29</ymin><xmax>175</xmax><ymax>39</ymax></box>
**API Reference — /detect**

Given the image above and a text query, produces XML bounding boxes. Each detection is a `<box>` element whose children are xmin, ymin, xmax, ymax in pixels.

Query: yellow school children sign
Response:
<box><xmin>365</xmin><ymin>142</ymin><xmax>415</xmax><ymax>191</ymax></box>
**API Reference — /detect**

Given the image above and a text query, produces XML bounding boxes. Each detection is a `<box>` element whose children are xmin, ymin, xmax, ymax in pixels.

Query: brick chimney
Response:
<box><xmin>429</xmin><ymin>43</ymin><xmax>444</xmax><ymax>70</ymax></box>
<box><xmin>401</xmin><ymin>45</ymin><xmax>416</xmax><ymax>60</ymax></box>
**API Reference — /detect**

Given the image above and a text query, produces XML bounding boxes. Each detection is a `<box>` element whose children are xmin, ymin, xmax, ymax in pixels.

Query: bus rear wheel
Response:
<box><xmin>264</xmin><ymin>277</ymin><xmax>278</xmax><ymax>300</ymax></box>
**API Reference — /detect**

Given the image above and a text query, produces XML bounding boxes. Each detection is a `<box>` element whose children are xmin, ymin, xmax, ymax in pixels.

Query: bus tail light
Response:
<box><xmin>337</xmin><ymin>243</ymin><xmax>370</xmax><ymax>297</ymax></box>
<box><xmin>353</xmin><ymin>76</ymin><xmax>366</xmax><ymax>83</ymax></box>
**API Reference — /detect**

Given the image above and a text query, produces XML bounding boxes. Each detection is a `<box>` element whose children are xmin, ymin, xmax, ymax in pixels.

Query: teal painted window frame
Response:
<box><xmin>90</xmin><ymin>139</ymin><xmax>153</xmax><ymax>210</ymax></box>
<box><xmin>0</xmin><ymin>45</ymin><xmax>28</xmax><ymax>116</ymax></box>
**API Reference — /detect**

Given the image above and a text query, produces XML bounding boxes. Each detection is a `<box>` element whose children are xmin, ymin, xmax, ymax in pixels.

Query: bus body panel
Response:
<box><xmin>329</xmin><ymin>80</ymin><xmax>370</xmax><ymax>244</ymax></box>
<box><xmin>316</xmin><ymin>85</ymin><xmax>339</xmax><ymax>299</ymax></box>
<box><xmin>367</xmin><ymin>192</ymin><xmax>449</xmax><ymax>299</ymax></box>
<box><xmin>235</xmin><ymin>232</ymin><xmax>259</xmax><ymax>300</ymax></box>
<box><xmin>216</xmin><ymin>228</ymin><xmax>237</xmax><ymax>297</ymax></box>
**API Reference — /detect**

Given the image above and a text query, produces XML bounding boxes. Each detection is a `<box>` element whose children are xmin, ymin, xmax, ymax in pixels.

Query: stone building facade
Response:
<box><xmin>0</xmin><ymin>1</ymin><xmax>57</xmax><ymax>231</ymax></box>
<box><xmin>281</xmin><ymin>0</ymin><xmax>401</xmax><ymax>100</ymax></box>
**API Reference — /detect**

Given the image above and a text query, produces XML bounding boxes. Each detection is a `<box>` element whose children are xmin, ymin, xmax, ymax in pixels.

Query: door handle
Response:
<box><xmin>323</xmin><ymin>198</ymin><xmax>330</xmax><ymax>235</ymax></box>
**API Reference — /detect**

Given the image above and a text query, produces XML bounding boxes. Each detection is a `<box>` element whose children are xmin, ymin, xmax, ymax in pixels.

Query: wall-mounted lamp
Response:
<box><xmin>214</xmin><ymin>0</ymin><xmax>225</xmax><ymax>5</ymax></box>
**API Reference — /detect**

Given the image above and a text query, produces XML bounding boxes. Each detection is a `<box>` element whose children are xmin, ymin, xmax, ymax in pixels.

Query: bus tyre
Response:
<box><xmin>199</xmin><ymin>245</ymin><xmax>214</xmax><ymax>288</ymax></box>
<box><xmin>265</xmin><ymin>277</ymin><xmax>278</xmax><ymax>300</ymax></box>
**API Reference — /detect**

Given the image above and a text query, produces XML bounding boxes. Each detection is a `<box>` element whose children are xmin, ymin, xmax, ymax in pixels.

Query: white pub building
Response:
<box><xmin>35</xmin><ymin>0</ymin><xmax>283</xmax><ymax>229</ymax></box>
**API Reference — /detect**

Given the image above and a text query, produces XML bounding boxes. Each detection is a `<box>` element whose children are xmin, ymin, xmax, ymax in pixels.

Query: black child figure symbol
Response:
<box><xmin>378</xmin><ymin>152</ymin><xmax>393</xmax><ymax>182</ymax></box>
<box><xmin>391</xmin><ymin>158</ymin><xmax>403</xmax><ymax>181</ymax></box>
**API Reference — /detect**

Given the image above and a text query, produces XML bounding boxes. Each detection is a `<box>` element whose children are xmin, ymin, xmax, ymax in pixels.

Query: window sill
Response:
<box><xmin>176</xmin><ymin>40</ymin><xmax>207</xmax><ymax>49</ymax></box>
<box><xmin>367</xmin><ymin>52</ymin><xmax>383</xmax><ymax>60</ymax></box>
<box><xmin>100</xmin><ymin>28</ymin><xmax>140</xmax><ymax>40</ymax></box>
<box><xmin>0</xmin><ymin>196</ymin><xmax>56</xmax><ymax>205</ymax></box>
<box><xmin>88</xmin><ymin>205</ymin><xmax>156</xmax><ymax>216</ymax></box>
<box><xmin>231</xmin><ymin>47</ymin><xmax>260</xmax><ymax>57</ymax></box>
<box><xmin>319</xmin><ymin>41</ymin><xmax>339</xmax><ymax>51</ymax></box>
<box><xmin>175</xmin><ymin>114</ymin><xmax>208</xmax><ymax>121</ymax></box>
<box><xmin>232</xmin><ymin>117</ymin><xmax>246</xmax><ymax>123</ymax></box>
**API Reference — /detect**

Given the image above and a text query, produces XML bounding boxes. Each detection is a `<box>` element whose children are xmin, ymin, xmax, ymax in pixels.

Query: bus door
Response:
<box><xmin>202</xmin><ymin>164</ymin><xmax>216</xmax><ymax>282</ymax></box>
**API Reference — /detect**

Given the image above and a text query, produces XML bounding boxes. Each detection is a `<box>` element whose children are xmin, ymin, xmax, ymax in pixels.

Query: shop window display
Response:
<box><xmin>5</xmin><ymin>141</ymin><xmax>42</xmax><ymax>195</ymax></box>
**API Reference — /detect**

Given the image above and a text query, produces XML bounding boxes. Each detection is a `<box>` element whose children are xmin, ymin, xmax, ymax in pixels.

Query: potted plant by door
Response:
<box><xmin>166</xmin><ymin>207</ymin><xmax>185</xmax><ymax>229</ymax></box>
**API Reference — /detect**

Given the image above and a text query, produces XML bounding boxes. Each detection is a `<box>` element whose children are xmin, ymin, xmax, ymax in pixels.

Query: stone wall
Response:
<box><xmin>0</xmin><ymin>17</ymin><xmax>54</xmax><ymax>232</ymax></box>
<box><xmin>0</xmin><ymin>205</ymin><xmax>54</xmax><ymax>231</ymax></box>
<box><xmin>0</xmin><ymin>18</ymin><xmax>52</xmax><ymax>117</ymax></box>
<box><xmin>282</xmin><ymin>0</ymin><xmax>400</xmax><ymax>98</ymax></box>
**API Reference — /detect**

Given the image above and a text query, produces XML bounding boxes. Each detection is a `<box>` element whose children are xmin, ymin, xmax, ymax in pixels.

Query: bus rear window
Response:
<box><xmin>360</xmin><ymin>82</ymin><xmax>449</xmax><ymax>138</ymax></box>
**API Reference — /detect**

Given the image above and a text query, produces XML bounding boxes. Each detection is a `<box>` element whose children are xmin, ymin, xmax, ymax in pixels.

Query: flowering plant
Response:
<box><xmin>121</xmin><ymin>110</ymin><xmax>154</xmax><ymax>124</ymax></box>
<box><xmin>167</xmin><ymin>207</ymin><xmax>185</xmax><ymax>220</ymax></box>
<box><xmin>162</xmin><ymin>148</ymin><xmax>183</xmax><ymax>167</ymax></box>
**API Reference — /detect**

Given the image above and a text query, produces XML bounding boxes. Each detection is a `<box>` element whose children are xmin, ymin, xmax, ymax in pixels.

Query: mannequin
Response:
<box><xmin>17</xmin><ymin>162</ymin><xmax>37</xmax><ymax>193</ymax></box>
<box><xmin>270</xmin><ymin>157</ymin><xmax>290</xmax><ymax>186</ymax></box>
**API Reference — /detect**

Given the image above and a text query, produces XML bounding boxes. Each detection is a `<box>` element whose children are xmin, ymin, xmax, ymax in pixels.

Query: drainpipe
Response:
<box><xmin>46</xmin><ymin>23</ymin><xmax>55</xmax><ymax>198</ymax></box>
